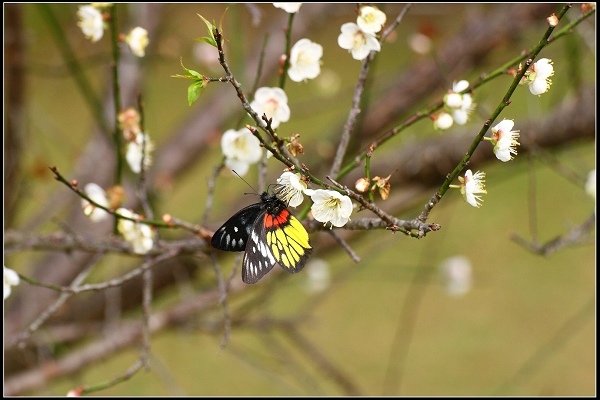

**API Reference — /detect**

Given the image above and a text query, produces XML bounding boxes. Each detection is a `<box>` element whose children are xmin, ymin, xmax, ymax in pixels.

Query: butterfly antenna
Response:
<box><xmin>232</xmin><ymin>170</ymin><xmax>259</xmax><ymax>195</ymax></box>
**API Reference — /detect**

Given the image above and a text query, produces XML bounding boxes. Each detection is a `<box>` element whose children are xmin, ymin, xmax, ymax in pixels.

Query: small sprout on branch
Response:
<box><xmin>197</xmin><ymin>14</ymin><xmax>217</xmax><ymax>47</ymax></box>
<box><xmin>172</xmin><ymin>59</ymin><xmax>209</xmax><ymax>106</ymax></box>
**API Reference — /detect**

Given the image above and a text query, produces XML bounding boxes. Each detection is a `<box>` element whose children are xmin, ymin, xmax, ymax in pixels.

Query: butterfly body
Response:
<box><xmin>211</xmin><ymin>192</ymin><xmax>312</xmax><ymax>284</ymax></box>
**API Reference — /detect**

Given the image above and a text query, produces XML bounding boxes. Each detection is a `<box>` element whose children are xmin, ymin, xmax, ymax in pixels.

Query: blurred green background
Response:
<box><xmin>5</xmin><ymin>3</ymin><xmax>595</xmax><ymax>396</ymax></box>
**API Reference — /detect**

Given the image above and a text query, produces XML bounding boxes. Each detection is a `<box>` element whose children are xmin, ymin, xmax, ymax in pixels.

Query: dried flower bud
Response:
<box><xmin>118</xmin><ymin>107</ymin><xmax>141</xmax><ymax>142</ymax></box>
<box><xmin>286</xmin><ymin>134</ymin><xmax>304</xmax><ymax>157</ymax></box>
<box><xmin>581</xmin><ymin>3</ymin><xmax>596</xmax><ymax>13</ymax></box>
<box><xmin>106</xmin><ymin>185</ymin><xmax>125</xmax><ymax>209</ymax></box>
<box><xmin>546</xmin><ymin>13</ymin><xmax>559</xmax><ymax>27</ymax></box>
<box><xmin>70</xmin><ymin>179</ymin><xmax>79</xmax><ymax>187</ymax></box>
<box><xmin>372</xmin><ymin>174</ymin><xmax>391</xmax><ymax>200</ymax></box>
<box><xmin>355</xmin><ymin>177</ymin><xmax>370</xmax><ymax>193</ymax></box>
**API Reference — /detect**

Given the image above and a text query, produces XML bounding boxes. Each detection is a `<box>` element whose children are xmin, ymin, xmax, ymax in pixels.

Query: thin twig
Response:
<box><xmin>326</xmin><ymin>230</ymin><xmax>360</xmax><ymax>263</ymax></box>
<box><xmin>209</xmin><ymin>253</ymin><xmax>232</xmax><ymax>348</ymax></box>
<box><xmin>278</xmin><ymin>12</ymin><xmax>295</xmax><ymax>90</ymax></box>
<box><xmin>511</xmin><ymin>214</ymin><xmax>595</xmax><ymax>256</ymax></box>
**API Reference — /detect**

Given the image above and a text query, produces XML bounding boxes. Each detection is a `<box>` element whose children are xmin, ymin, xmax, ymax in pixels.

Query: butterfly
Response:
<box><xmin>211</xmin><ymin>189</ymin><xmax>312</xmax><ymax>284</ymax></box>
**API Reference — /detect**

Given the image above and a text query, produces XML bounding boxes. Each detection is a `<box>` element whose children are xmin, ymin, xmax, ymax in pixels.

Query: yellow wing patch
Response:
<box><xmin>266</xmin><ymin>215</ymin><xmax>311</xmax><ymax>271</ymax></box>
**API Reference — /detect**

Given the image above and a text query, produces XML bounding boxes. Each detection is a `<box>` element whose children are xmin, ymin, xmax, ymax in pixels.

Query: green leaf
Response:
<box><xmin>187</xmin><ymin>80</ymin><xmax>205</xmax><ymax>106</ymax></box>
<box><xmin>197</xmin><ymin>14</ymin><xmax>217</xmax><ymax>47</ymax></box>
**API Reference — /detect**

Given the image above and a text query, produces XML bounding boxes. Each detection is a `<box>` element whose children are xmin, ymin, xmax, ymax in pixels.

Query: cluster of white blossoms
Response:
<box><xmin>118</xmin><ymin>108</ymin><xmax>155</xmax><ymax>174</ymax></box>
<box><xmin>439</xmin><ymin>256</ymin><xmax>472</xmax><ymax>297</ymax></box>
<box><xmin>76</xmin><ymin>4</ymin><xmax>149</xmax><ymax>58</ymax></box>
<box><xmin>4</xmin><ymin>266</ymin><xmax>20</xmax><ymax>301</ymax></box>
<box><xmin>522</xmin><ymin>58</ymin><xmax>554</xmax><ymax>96</ymax></box>
<box><xmin>116</xmin><ymin>208</ymin><xmax>155</xmax><ymax>254</ymax></box>
<box><xmin>220</xmin><ymin>127</ymin><xmax>263</xmax><ymax>176</ymax></box>
<box><xmin>337</xmin><ymin>5</ymin><xmax>385</xmax><ymax>60</ymax></box>
<box><xmin>249</xmin><ymin>87</ymin><xmax>291</xmax><ymax>129</ymax></box>
<box><xmin>435</xmin><ymin>80</ymin><xmax>476</xmax><ymax>130</ymax></box>
<box><xmin>276</xmin><ymin>171</ymin><xmax>353</xmax><ymax>228</ymax></box>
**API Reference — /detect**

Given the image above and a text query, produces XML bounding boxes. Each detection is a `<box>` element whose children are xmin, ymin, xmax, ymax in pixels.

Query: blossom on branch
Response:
<box><xmin>444</xmin><ymin>80</ymin><xmax>475</xmax><ymax>125</ymax></box>
<box><xmin>126</xmin><ymin>132</ymin><xmax>154</xmax><ymax>174</ymax></box>
<box><xmin>288</xmin><ymin>38</ymin><xmax>323</xmax><ymax>82</ymax></box>
<box><xmin>457</xmin><ymin>169</ymin><xmax>487</xmax><ymax>208</ymax></box>
<box><xmin>77</xmin><ymin>5</ymin><xmax>105</xmax><ymax>42</ymax></box>
<box><xmin>276</xmin><ymin>171</ymin><xmax>307</xmax><ymax>207</ymax></box>
<box><xmin>116</xmin><ymin>208</ymin><xmax>155</xmax><ymax>254</ymax></box>
<box><xmin>337</xmin><ymin>23</ymin><xmax>380</xmax><ymax>61</ymax></box>
<box><xmin>81</xmin><ymin>183</ymin><xmax>110</xmax><ymax>222</ymax></box>
<box><xmin>357</xmin><ymin>5</ymin><xmax>387</xmax><ymax>34</ymax></box>
<box><xmin>125</xmin><ymin>27</ymin><xmax>149</xmax><ymax>57</ymax></box>
<box><xmin>273</xmin><ymin>3</ymin><xmax>302</xmax><ymax>13</ymax></box>
<box><xmin>221</xmin><ymin>127</ymin><xmax>262</xmax><ymax>176</ymax></box>
<box><xmin>304</xmin><ymin>189</ymin><xmax>353</xmax><ymax>227</ymax></box>
<box><xmin>490</xmin><ymin>119</ymin><xmax>520</xmax><ymax>162</ymax></box>
<box><xmin>523</xmin><ymin>58</ymin><xmax>554</xmax><ymax>96</ymax></box>
<box><xmin>4</xmin><ymin>266</ymin><xmax>20</xmax><ymax>300</ymax></box>
<box><xmin>432</xmin><ymin>112</ymin><xmax>454</xmax><ymax>130</ymax></box>
<box><xmin>249</xmin><ymin>87</ymin><xmax>290</xmax><ymax>129</ymax></box>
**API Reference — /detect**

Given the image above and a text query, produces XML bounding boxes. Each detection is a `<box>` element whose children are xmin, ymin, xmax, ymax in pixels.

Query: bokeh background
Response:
<box><xmin>4</xmin><ymin>3</ymin><xmax>596</xmax><ymax>396</ymax></box>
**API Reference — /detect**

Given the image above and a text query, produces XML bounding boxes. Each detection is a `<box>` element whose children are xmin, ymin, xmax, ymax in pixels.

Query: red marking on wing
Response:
<box><xmin>264</xmin><ymin>214</ymin><xmax>273</xmax><ymax>228</ymax></box>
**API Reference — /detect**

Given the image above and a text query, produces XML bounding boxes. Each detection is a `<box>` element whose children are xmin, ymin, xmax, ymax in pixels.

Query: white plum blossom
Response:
<box><xmin>221</xmin><ymin>127</ymin><xmax>262</xmax><ymax>176</ymax></box>
<box><xmin>125</xmin><ymin>27</ymin><xmax>149</xmax><ymax>57</ymax></box>
<box><xmin>273</xmin><ymin>3</ymin><xmax>302</xmax><ymax>13</ymax></box>
<box><xmin>116</xmin><ymin>208</ymin><xmax>155</xmax><ymax>254</ymax></box>
<box><xmin>276</xmin><ymin>171</ymin><xmax>307</xmax><ymax>207</ymax></box>
<box><xmin>525</xmin><ymin>58</ymin><xmax>554</xmax><ymax>96</ymax></box>
<box><xmin>459</xmin><ymin>169</ymin><xmax>487</xmax><ymax>208</ymax></box>
<box><xmin>126</xmin><ymin>132</ymin><xmax>154</xmax><ymax>174</ymax></box>
<box><xmin>439</xmin><ymin>256</ymin><xmax>472</xmax><ymax>296</ymax></box>
<box><xmin>4</xmin><ymin>266</ymin><xmax>20</xmax><ymax>300</ymax></box>
<box><xmin>490</xmin><ymin>119</ymin><xmax>520</xmax><ymax>162</ymax></box>
<box><xmin>357</xmin><ymin>5</ymin><xmax>387</xmax><ymax>34</ymax></box>
<box><xmin>288</xmin><ymin>38</ymin><xmax>323</xmax><ymax>82</ymax></box>
<box><xmin>81</xmin><ymin>183</ymin><xmax>110</xmax><ymax>222</ymax></box>
<box><xmin>250</xmin><ymin>87</ymin><xmax>290</xmax><ymax>129</ymax></box>
<box><xmin>304</xmin><ymin>259</ymin><xmax>331</xmax><ymax>293</ymax></box>
<box><xmin>337</xmin><ymin>22</ymin><xmax>381</xmax><ymax>61</ymax></box>
<box><xmin>433</xmin><ymin>112</ymin><xmax>454</xmax><ymax>130</ymax></box>
<box><xmin>304</xmin><ymin>189</ymin><xmax>353</xmax><ymax>227</ymax></box>
<box><xmin>585</xmin><ymin>169</ymin><xmax>595</xmax><ymax>200</ymax></box>
<box><xmin>77</xmin><ymin>5</ymin><xmax>105</xmax><ymax>42</ymax></box>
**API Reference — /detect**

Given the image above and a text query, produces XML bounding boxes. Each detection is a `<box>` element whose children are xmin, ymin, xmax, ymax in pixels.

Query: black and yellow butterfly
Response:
<box><xmin>211</xmin><ymin>190</ymin><xmax>312</xmax><ymax>284</ymax></box>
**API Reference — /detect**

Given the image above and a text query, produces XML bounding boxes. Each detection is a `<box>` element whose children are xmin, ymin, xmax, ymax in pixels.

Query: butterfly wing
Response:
<box><xmin>265</xmin><ymin>212</ymin><xmax>312</xmax><ymax>274</ymax></box>
<box><xmin>211</xmin><ymin>202</ymin><xmax>264</xmax><ymax>252</ymax></box>
<box><xmin>242</xmin><ymin>212</ymin><xmax>277</xmax><ymax>284</ymax></box>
